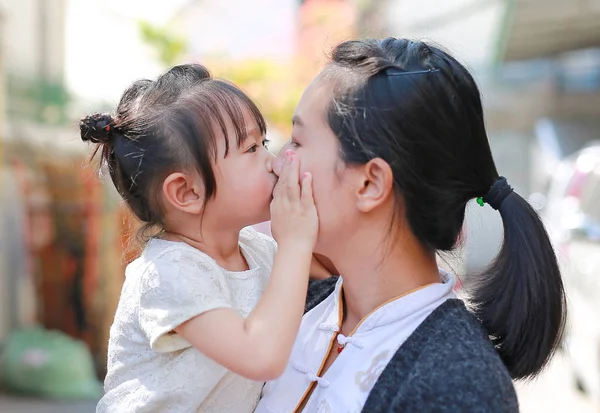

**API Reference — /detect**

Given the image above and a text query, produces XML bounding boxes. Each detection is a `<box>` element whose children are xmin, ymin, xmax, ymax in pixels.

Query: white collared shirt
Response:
<box><xmin>256</xmin><ymin>270</ymin><xmax>457</xmax><ymax>413</ymax></box>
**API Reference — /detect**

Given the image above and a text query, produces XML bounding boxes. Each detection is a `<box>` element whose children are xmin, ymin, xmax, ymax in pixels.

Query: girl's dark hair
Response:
<box><xmin>79</xmin><ymin>64</ymin><xmax>266</xmax><ymax>239</ymax></box>
<box><xmin>325</xmin><ymin>38</ymin><xmax>566</xmax><ymax>379</ymax></box>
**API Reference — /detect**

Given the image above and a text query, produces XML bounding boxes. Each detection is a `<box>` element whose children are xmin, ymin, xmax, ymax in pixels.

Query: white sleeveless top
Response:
<box><xmin>97</xmin><ymin>227</ymin><xmax>276</xmax><ymax>413</ymax></box>
<box><xmin>256</xmin><ymin>270</ymin><xmax>456</xmax><ymax>413</ymax></box>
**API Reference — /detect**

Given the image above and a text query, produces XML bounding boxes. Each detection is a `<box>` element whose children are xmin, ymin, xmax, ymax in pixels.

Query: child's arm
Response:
<box><xmin>252</xmin><ymin>222</ymin><xmax>331</xmax><ymax>279</ymax></box>
<box><xmin>176</xmin><ymin>241</ymin><xmax>312</xmax><ymax>381</ymax></box>
<box><xmin>176</xmin><ymin>154</ymin><xmax>317</xmax><ymax>381</ymax></box>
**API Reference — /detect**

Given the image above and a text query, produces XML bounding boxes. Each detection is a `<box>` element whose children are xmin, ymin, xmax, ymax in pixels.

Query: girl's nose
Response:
<box><xmin>272</xmin><ymin>140</ymin><xmax>292</xmax><ymax>177</ymax></box>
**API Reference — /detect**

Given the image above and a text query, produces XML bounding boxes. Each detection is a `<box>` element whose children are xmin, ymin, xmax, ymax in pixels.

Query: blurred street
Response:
<box><xmin>0</xmin><ymin>396</ymin><xmax>97</xmax><ymax>413</ymax></box>
<box><xmin>517</xmin><ymin>352</ymin><xmax>596</xmax><ymax>413</ymax></box>
<box><xmin>0</xmin><ymin>352</ymin><xmax>596</xmax><ymax>413</ymax></box>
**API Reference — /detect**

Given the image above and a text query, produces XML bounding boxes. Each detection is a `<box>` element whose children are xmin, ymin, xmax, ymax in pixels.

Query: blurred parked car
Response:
<box><xmin>542</xmin><ymin>142</ymin><xmax>600</xmax><ymax>405</ymax></box>
<box><xmin>532</xmin><ymin>117</ymin><xmax>600</xmax><ymax>197</ymax></box>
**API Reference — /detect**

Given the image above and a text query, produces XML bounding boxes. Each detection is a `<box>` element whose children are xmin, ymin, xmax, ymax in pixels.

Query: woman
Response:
<box><xmin>256</xmin><ymin>38</ymin><xmax>566</xmax><ymax>412</ymax></box>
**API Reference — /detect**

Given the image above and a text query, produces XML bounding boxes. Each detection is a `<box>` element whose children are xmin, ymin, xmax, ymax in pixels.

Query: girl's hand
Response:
<box><xmin>270</xmin><ymin>150</ymin><xmax>318</xmax><ymax>250</ymax></box>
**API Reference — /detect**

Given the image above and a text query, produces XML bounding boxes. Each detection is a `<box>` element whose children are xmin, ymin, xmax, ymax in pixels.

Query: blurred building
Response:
<box><xmin>0</xmin><ymin>0</ymin><xmax>74</xmax><ymax>344</ymax></box>
<box><xmin>65</xmin><ymin>0</ymin><xmax>299</xmax><ymax>104</ymax></box>
<box><xmin>296</xmin><ymin>0</ymin><xmax>357</xmax><ymax>82</ymax></box>
<box><xmin>382</xmin><ymin>0</ymin><xmax>600</xmax><ymax>271</ymax></box>
<box><xmin>0</xmin><ymin>0</ymin><xmax>126</xmax><ymax>377</ymax></box>
<box><xmin>176</xmin><ymin>0</ymin><xmax>298</xmax><ymax>61</ymax></box>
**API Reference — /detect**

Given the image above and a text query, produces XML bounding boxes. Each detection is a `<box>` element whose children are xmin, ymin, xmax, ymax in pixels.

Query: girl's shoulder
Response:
<box><xmin>127</xmin><ymin>238</ymin><xmax>218</xmax><ymax>283</ymax></box>
<box><xmin>143</xmin><ymin>238</ymin><xmax>214</xmax><ymax>266</ymax></box>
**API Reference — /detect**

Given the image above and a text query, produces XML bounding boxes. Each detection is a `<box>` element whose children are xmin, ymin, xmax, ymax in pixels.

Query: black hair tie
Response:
<box><xmin>478</xmin><ymin>176</ymin><xmax>513</xmax><ymax>210</ymax></box>
<box><xmin>80</xmin><ymin>113</ymin><xmax>115</xmax><ymax>144</ymax></box>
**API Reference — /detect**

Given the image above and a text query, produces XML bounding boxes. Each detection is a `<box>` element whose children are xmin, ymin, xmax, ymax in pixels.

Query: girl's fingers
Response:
<box><xmin>282</xmin><ymin>151</ymin><xmax>300</xmax><ymax>201</ymax></box>
<box><xmin>300</xmin><ymin>172</ymin><xmax>315</xmax><ymax>208</ymax></box>
<box><xmin>273</xmin><ymin>152</ymin><xmax>291</xmax><ymax>200</ymax></box>
<box><xmin>277</xmin><ymin>152</ymin><xmax>291</xmax><ymax>185</ymax></box>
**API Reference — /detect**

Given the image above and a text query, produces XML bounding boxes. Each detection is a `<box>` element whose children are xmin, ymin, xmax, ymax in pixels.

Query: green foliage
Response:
<box><xmin>138</xmin><ymin>21</ymin><xmax>187</xmax><ymax>67</ymax></box>
<box><xmin>211</xmin><ymin>59</ymin><xmax>305</xmax><ymax>136</ymax></box>
<box><xmin>137</xmin><ymin>22</ymin><xmax>304</xmax><ymax>136</ymax></box>
<box><xmin>7</xmin><ymin>73</ymin><xmax>71</xmax><ymax>125</ymax></box>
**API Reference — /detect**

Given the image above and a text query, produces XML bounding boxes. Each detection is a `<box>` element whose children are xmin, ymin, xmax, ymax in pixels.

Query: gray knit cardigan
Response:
<box><xmin>304</xmin><ymin>277</ymin><xmax>519</xmax><ymax>413</ymax></box>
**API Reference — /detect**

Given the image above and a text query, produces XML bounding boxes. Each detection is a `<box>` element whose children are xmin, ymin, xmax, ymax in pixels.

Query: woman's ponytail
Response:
<box><xmin>470</xmin><ymin>180</ymin><xmax>566</xmax><ymax>379</ymax></box>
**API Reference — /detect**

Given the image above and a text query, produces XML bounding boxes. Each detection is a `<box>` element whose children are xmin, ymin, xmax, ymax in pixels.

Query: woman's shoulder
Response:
<box><xmin>365</xmin><ymin>299</ymin><xmax>518</xmax><ymax>412</ymax></box>
<box><xmin>414</xmin><ymin>300</ymin><xmax>512</xmax><ymax>372</ymax></box>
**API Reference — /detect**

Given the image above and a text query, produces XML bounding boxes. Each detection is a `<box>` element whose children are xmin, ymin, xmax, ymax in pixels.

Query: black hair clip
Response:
<box><xmin>385</xmin><ymin>68</ymin><xmax>440</xmax><ymax>76</ymax></box>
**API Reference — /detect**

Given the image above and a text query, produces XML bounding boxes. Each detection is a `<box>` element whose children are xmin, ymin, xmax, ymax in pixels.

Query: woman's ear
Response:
<box><xmin>162</xmin><ymin>172</ymin><xmax>204</xmax><ymax>214</ymax></box>
<box><xmin>355</xmin><ymin>158</ymin><xmax>394</xmax><ymax>213</ymax></box>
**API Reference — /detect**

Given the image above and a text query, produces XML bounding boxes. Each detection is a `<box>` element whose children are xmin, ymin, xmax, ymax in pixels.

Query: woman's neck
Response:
<box><xmin>332</xmin><ymin>227</ymin><xmax>441</xmax><ymax>329</ymax></box>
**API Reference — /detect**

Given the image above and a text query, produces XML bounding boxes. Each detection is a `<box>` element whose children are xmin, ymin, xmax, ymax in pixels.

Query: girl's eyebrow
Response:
<box><xmin>237</xmin><ymin>125</ymin><xmax>261</xmax><ymax>147</ymax></box>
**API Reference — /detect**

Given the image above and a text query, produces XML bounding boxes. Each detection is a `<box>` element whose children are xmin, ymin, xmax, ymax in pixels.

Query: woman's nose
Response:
<box><xmin>273</xmin><ymin>140</ymin><xmax>292</xmax><ymax>177</ymax></box>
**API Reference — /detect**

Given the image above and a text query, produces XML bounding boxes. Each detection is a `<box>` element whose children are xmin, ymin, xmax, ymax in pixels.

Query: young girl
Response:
<box><xmin>80</xmin><ymin>64</ymin><xmax>325</xmax><ymax>413</ymax></box>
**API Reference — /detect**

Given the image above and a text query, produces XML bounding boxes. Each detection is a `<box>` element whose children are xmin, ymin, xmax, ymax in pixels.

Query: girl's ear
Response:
<box><xmin>162</xmin><ymin>172</ymin><xmax>204</xmax><ymax>214</ymax></box>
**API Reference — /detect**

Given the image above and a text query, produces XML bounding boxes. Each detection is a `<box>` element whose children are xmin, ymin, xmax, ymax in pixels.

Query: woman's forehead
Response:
<box><xmin>295</xmin><ymin>75</ymin><xmax>333</xmax><ymax>125</ymax></box>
